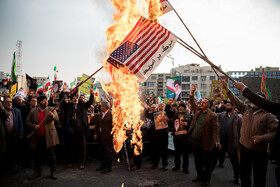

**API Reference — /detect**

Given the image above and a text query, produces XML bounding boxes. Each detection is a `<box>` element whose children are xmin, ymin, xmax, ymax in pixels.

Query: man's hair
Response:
<box><xmin>226</xmin><ymin>101</ymin><xmax>234</xmax><ymax>106</ymax></box>
<box><xmin>174</xmin><ymin>79</ymin><xmax>181</xmax><ymax>86</ymax></box>
<box><xmin>27</xmin><ymin>96</ymin><xmax>37</xmax><ymax>104</ymax></box>
<box><xmin>202</xmin><ymin>98</ymin><xmax>210</xmax><ymax>105</ymax></box>
<box><xmin>101</xmin><ymin>101</ymin><xmax>110</xmax><ymax>109</ymax></box>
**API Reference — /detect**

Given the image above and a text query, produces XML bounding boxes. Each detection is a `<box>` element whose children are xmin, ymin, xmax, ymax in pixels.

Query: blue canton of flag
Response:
<box><xmin>107</xmin><ymin>41</ymin><xmax>139</xmax><ymax>68</ymax></box>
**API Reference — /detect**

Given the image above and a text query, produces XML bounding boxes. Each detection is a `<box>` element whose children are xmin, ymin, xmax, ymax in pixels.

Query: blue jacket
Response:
<box><xmin>3</xmin><ymin>108</ymin><xmax>24</xmax><ymax>141</ymax></box>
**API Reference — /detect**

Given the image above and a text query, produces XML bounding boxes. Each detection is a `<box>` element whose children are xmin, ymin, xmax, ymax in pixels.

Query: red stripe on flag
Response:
<box><xmin>127</xmin><ymin>26</ymin><xmax>168</xmax><ymax>71</ymax></box>
<box><xmin>132</xmin><ymin>31</ymin><xmax>170</xmax><ymax>74</ymax></box>
<box><xmin>122</xmin><ymin>18</ymin><xmax>148</xmax><ymax>43</ymax></box>
<box><xmin>125</xmin><ymin>23</ymin><xmax>162</xmax><ymax>67</ymax></box>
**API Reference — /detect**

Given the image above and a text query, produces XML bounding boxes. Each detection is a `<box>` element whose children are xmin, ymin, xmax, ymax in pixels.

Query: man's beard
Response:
<box><xmin>225</xmin><ymin>108</ymin><xmax>232</xmax><ymax>112</ymax></box>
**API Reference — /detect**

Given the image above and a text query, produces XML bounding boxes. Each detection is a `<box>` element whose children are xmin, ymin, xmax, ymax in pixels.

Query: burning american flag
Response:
<box><xmin>107</xmin><ymin>16</ymin><xmax>177</xmax><ymax>83</ymax></box>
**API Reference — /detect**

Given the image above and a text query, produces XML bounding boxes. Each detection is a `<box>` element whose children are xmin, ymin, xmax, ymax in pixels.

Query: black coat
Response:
<box><xmin>60</xmin><ymin>93</ymin><xmax>94</xmax><ymax>134</ymax></box>
<box><xmin>243</xmin><ymin>88</ymin><xmax>280</xmax><ymax>162</ymax></box>
<box><xmin>95</xmin><ymin>110</ymin><xmax>113</xmax><ymax>142</ymax></box>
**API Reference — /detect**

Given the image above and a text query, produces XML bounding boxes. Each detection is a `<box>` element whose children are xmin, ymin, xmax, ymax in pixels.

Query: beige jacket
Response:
<box><xmin>26</xmin><ymin>107</ymin><xmax>59</xmax><ymax>149</ymax></box>
<box><xmin>227</xmin><ymin>91</ymin><xmax>278</xmax><ymax>152</ymax></box>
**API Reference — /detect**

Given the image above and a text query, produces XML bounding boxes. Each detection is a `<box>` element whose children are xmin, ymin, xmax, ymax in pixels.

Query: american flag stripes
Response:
<box><xmin>107</xmin><ymin>16</ymin><xmax>177</xmax><ymax>82</ymax></box>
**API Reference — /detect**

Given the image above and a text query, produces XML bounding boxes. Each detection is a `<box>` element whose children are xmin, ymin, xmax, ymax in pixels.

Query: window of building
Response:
<box><xmin>201</xmin><ymin>76</ymin><xmax>206</xmax><ymax>81</ymax></box>
<box><xmin>158</xmin><ymin>74</ymin><xmax>163</xmax><ymax>77</ymax></box>
<box><xmin>268</xmin><ymin>72</ymin><xmax>272</xmax><ymax>75</ymax></box>
<box><xmin>182</xmin><ymin>92</ymin><xmax>189</xmax><ymax>97</ymax></box>
<box><xmin>182</xmin><ymin>84</ymin><xmax>190</xmax><ymax>90</ymax></box>
<box><xmin>151</xmin><ymin>76</ymin><xmax>156</xmax><ymax>80</ymax></box>
<box><xmin>210</xmin><ymin>76</ymin><xmax>216</xmax><ymax>80</ymax></box>
<box><xmin>273</xmin><ymin>72</ymin><xmax>276</xmax><ymax>75</ymax></box>
<box><xmin>182</xmin><ymin>76</ymin><xmax>190</xmax><ymax>82</ymax></box>
<box><xmin>184</xmin><ymin>70</ymin><xmax>188</xmax><ymax>73</ymax></box>
<box><xmin>192</xmin><ymin>76</ymin><xmax>198</xmax><ymax>81</ymax></box>
<box><xmin>200</xmin><ymin>84</ymin><xmax>207</xmax><ymax>89</ymax></box>
<box><xmin>144</xmin><ymin>82</ymin><xmax>155</xmax><ymax>87</ymax></box>
<box><xmin>201</xmin><ymin>92</ymin><xmax>206</xmax><ymax>97</ymax></box>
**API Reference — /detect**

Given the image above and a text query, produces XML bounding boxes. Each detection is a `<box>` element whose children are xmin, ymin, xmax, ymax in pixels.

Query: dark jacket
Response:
<box><xmin>188</xmin><ymin>95</ymin><xmax>219</xmax><ymax>151</ymax></box>
<box><xmin>0</xmin><ymin>109</ymin><xmax>8</xmax><ymax>153</ymax></box>
<box><xmin>60</xmin><ymin>93</ymin><xmax>94</xmax><ymax>134</ymax></box>
<box><xmin>3</xmin><ymin>108</ymin><xmax>24</xmax><ymax>141</ymax></box>
<box><xmin>95</xmin><ymin>110</ymin><xmax>113</xmax><ymax>142</ymax></box>
<box><xmin>243</xmin><ymin>88</ymin><xmax>280</xmax><ymax>161</ymax></box>
<box><xmin>217</xmin><ymin>111</ymin><xmax>242</xmax><ymax>154</ymax></box>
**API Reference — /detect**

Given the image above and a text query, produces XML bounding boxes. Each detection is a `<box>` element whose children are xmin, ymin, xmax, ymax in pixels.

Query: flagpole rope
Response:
<box><xmin>167</xmin><ymin>0</ymin><xmax>207</xmax><ymax>58</ymax></box>
<box><xmin>27</xmin><ymin>66</ymin><xmax>104</xmax><ymax>139</ymax></box>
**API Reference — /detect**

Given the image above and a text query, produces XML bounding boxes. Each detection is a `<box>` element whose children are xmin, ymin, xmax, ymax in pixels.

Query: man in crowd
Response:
<box><xmin>220</xmin><ymin>80</ymin><xmax>278</xmax><ymax>187</ymax></box>
<box><xmin>189</xmin><ymin>85</ymin><xmax>220</xmax><ymax>186</ymax></box>
<box><xmin>60</xmin><ymin>84</ymin><xmax>94</xmax><ymax>169</ymax></box>
<box><xmin>2</xmin><ymin>96</ymin><xmax>23</xmax><ymax>174</ymax></box>
<box><xmin>95</xmin><ymin>101</ymin><xmax>113</xmax><ymax>173</ymax></box>
<box><xmin>26</xmin><ymin>95</ymin><xmax>59</xmax><ymax>180</ymax></box>
<box><xmin>146</xmin><ymin>103</ymin><xmax>169</xmax><ymax>170</ymax></box>
<box><xmin>231</xmin><ymin>81</ymin><xmax>280</xmax><ymax>186</ymax></box>
<box><xmin>212</xmin><ymin>101</ymin><xmax>242</xmax><ymax>185</ymax></box>
<box><xmin>166</xmin><ymin>101</ymin><xmax>191</xmax><ymax>173</ymax></box>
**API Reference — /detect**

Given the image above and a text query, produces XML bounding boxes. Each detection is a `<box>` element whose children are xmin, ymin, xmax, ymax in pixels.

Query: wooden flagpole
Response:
<box><xmin>27</xmin><ymin>66</ymin><xmax>104</xmax><ymax>139</ymax></box>
<box><xmin>167</xmin><ymin>0</ymin><xmax>207</xmax><ymax>58</ymax></box>
<box><xmin>177</xmin><ymin>38</ymin><xmax>236</xmax><ymax>82</ymax></box>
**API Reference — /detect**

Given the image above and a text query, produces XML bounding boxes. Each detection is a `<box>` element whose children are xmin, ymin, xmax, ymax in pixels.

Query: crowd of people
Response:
<box><xmin>0</xmin><ymin>80</ymin><xmax>279</xmax><ymax>187</ymax></box>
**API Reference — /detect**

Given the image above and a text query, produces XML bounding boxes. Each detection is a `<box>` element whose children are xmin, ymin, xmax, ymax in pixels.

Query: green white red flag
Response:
<box><xmin>36</xmin><ymin>84</ymin><xmax>44</xmax><ymax>95</ymax></box>
<box><xmin>44</xmin><ymin>76</ymin><xmax>51</xmax><ymax>93</ymax></box>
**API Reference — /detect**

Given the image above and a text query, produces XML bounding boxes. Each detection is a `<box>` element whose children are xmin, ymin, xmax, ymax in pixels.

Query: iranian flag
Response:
<box><xmin>11</xmin><ymin>52</ymin><xmax>17</xmax><ymax>82</ymax></box>
<box><xmin>2</xmin><ymin>74</ymin><xmax>10</xmax><ymax>85</ymax></box>
<box><xmin>158</xmin><ymin>95</ymin><xmax>163</xmax><ymax>103</ymax></box>
<box><xmin>44</xmin><ymin>76</ymin><xmax>51</xmax><ymax>93</ymax></box>
<box><xmin>53</xmin><ymin>66</ymin><xmax>58</xmax><ymax>81</ymax></box>
<box><xmin>36</xmin><ymin>84</ymin><xmax>44</xmax><ymax>95</ymax></box>
<box><xmin>93</xmin><ymin>85</ymin><xmax>99</xmax><ymax>97</ymax></box>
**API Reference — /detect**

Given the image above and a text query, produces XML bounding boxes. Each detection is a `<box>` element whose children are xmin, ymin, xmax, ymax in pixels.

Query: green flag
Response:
<box><xmin>53</xmin><ymin>66</ymin><xmax>57</xmax><ymax>71</ymax></box>
<box><xmin>70</xmin><ymin>78</ymin><xmax>76</xmax><ymax>88</ymax></box>
<box><xmin>267</xmin><ymin>87</ymin><xmax>272</xmax><ymax>101</ymax></box>
<box><xmin>11</xmin><ymin>52</ymin><xmax>17</xmax><ymax>81</ymax></box>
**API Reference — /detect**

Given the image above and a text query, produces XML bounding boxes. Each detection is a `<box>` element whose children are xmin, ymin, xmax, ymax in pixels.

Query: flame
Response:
<box><xmin>103</xmin><ymin>0</ymin><xmax>162</xmax><ymax>155</ymax></box>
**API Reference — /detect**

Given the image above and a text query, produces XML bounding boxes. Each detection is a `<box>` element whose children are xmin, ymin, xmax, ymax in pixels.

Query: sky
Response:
<box><xmin>0</xmin><ymin>0</ymin><xmax>280</xmax><ymax>84</ymax></box>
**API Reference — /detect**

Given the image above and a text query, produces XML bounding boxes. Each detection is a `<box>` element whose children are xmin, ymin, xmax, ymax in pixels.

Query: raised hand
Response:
<box><xmin>89</xmin><ymin>84</ymin><xmax>94</xmax><ymax>94</ymax></box>
<box><xmin>191</xmin><ymin>84</ymin><xmax>196</xmax><ymax>95</ymax></box>
<box><xmin>233</xmin><ymin>82</ymin><xmax>247</xmax><ymax>91</ymax></box>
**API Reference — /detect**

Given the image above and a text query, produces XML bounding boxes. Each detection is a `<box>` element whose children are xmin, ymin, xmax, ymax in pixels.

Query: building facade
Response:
<box><xmin>170</xmin><ymin>63</ymin><xmax>222</xmax><ymax>100</ymax></box>
<box><xmin>142</xmin><ymin>64</ymin><xmax>223</xmax><ymax>100</ymax></box>
<box><xmin>228</xmin><ymin>66</ymin><xmax>280</xmax><ymax>100</ymax></box>
<box><xmin>142</xmin><ymin>73</ymin><xmax>171</xmax><ymax>98</ymax></box>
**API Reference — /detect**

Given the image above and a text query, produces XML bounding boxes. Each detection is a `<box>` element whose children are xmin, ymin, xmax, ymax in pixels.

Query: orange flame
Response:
<box><xmin>103</xmin><ymin>0</ymin><xmax>162</xmax><ymax>155</ymax></box>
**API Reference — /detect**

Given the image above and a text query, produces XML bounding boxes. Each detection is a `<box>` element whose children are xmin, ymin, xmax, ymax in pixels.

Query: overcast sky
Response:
<box><xmin>0</xmin><ymin>0</ymin><xmax>280</xmax><ymax>83</ymax></box>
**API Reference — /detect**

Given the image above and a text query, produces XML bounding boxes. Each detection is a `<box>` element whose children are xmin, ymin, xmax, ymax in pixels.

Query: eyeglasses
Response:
<box><xmin>4</xmin><ymin>101</ymin><xmax>12</xmax><ymax>103</ymax></box>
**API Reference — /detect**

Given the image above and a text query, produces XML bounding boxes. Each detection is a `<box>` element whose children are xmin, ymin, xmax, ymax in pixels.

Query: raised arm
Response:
<box><xmin>220</xmin><ymin>80</ymin><xmax>247</xmax><ymax>114</ymax></box>
<box><xmin>84</xmin><ymin>84</ymin><xmax>95</xmax><ymax>109</ymax></box>
<box><xmin>189</xmin><ymin>85</ymin><xmax>197</xmax><ymax>111</ymax></box>
<box><xmin>234</xmin><ymin>82</ymin><xmax>280</xmax><ymax>116</ymax></box>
